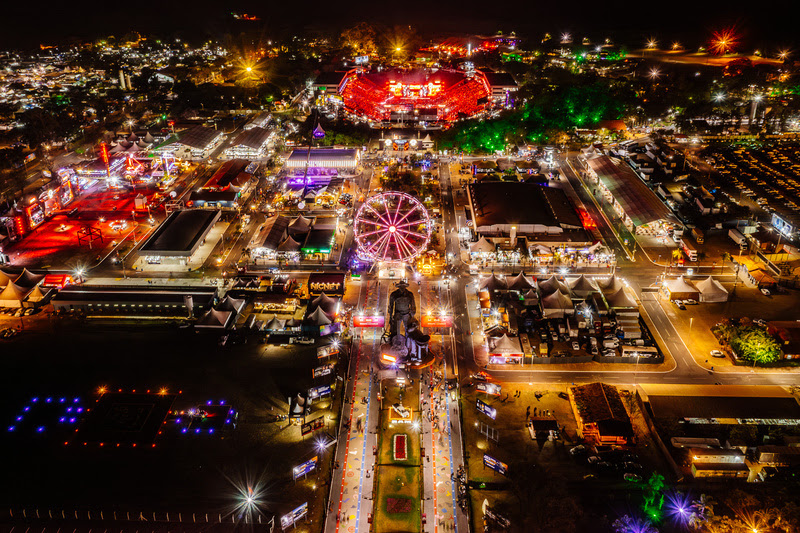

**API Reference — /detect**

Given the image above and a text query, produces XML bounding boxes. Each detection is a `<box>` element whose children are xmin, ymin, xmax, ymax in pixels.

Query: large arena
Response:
<box><xmin>335</xmin><ymin>68</ymin><xmax>504</xmax><ymax>124</ymax></box>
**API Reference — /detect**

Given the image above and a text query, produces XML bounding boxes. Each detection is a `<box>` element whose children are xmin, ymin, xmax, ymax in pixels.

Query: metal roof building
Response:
<box><xmin>139</xmin><ymin>209</ymin><xmax>221</xmax><ymax>258</ymax></box>
<box><xmin>585</xmin><ymin>154</ymin><xmax>673</xmax><ymax>231</ymax></box>
<box><xmin>285</xmin><ymin>148</ymin><xmax>360</xmax><ymax>170</ymax></box>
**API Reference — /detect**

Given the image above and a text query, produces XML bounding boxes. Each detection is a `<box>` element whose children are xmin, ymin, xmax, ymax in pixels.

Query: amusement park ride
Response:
<box><xmin>353</xmin><ymin>191</ymin><xmax>435</xmax><ymax>369</ymax></box>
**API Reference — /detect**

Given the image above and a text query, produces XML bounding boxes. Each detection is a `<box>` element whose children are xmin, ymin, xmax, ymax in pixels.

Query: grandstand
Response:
<box><xmin>336</xmin><ymin>68</ymin><xmax>492</xmax><ymax>124</ymax></box>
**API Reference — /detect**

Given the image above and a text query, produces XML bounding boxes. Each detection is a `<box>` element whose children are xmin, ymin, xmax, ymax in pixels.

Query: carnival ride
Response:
<box><xmin>353</xmin><ymin>191</ymin><xmax>431</xmax><ymax>264</ymax></box>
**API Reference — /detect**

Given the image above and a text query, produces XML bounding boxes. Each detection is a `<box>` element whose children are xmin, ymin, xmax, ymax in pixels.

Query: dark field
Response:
<box><xmin>0</xmin><ymin>322</ymin><xmax>339</xmax><ymax>525</ymax></box>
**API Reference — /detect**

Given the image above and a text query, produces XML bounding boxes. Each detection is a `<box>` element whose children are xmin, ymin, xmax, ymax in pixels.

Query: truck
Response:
<box><xmin>728</xmin><ymin>228</ymin><xmax>746</xmax><ymax>247</ymax></box>
<box><xmin>691</xmin><ymin>227</ymin><xmax>705</xmax><ymax>244</ymax></box>
<box><xmin>681</xmin><ymin>239</ymin><xmax>698</xmax><ymax>261</ymax></box>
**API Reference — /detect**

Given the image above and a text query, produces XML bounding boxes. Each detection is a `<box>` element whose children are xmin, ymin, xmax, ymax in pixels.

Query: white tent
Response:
<box><xmin>663</xmin><ymin>276</ymin><xmax>700</xmax><ymax>301</ymax></box>
<box><xmin>567</xmin><ymin>274</ymin><xmax>597</xmax><ymax>297</ymax></box>
<box><xmin>0</xmin><ymin>281</ymin><xmax>31</xmax><ymax>308</ymax></box>
<box><xmin>598</xmin><ymin>274</ymin><xmax>623</xmax><ymax>294</ymax></box>
<box><xmin>605</xmin><ymin>287</ymin><xmax>638</xmax><ymax>309</ymax></box>
<box><xmin>538</xmin><ymin>275</ymin><xmax>570</xmax><ymax>296</ymax></box>
<box><xmin>195</xmin><ymin>308</ymin><xmax>233</xmax><ymax>329</ymax></box>
<box><xmin>0</xmin><ymin>269</ymin><xmax>14</xmax><ymax>287</ymax></box>
<box><xmin>265</xmin><ymin>315</ymin><xmax>286</xmax><ymax>331</ymax></box>
<box><xmin>696</xmin><ymin>276</ymin><xmax>729</xmax><ymax>303</ymax></box>
<box><xmin>508</xmin><ymin>272</ymin><xmax>535</xmax><ymax>291</ymax></box>
<box><xmin>480</xmin><ymin>273</ymin><xmax>507</xmax><ymax>291</ymax></box>
<box><xmin>469</xmin><ymin>236</ymin><xmax>495</xmax><ymax>254</ymax></box>
<box><xmin>489</xmin><ymin>334</ymin><xmax>523</xmax><ymax>355</ymax></box>
<box><xmin>288</xmin><ymin>215</ymin><xmax>313</xmax><ymax>234</ymax></box>
<box><xmin>306</xmin><ymin>306</ymin><xmax>332</xmax><ymax>325</ymax></box>
<box><xmin>541</xmin><ymin>290</ymin><xmax>574</xmax><ymax>318</ymax></box>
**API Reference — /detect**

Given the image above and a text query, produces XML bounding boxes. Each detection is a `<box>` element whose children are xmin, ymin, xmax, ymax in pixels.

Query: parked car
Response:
<box><xmin>569</xmin><ymin>445</ymin><xmax>587</xmax><ymax>456</ymax></box>
<box><xmin>676</xmin><ymin>302</ymin><xmax>687</xmax><ymax>310</ymax></box>
<box><xmin>710</xmin><ymin>349</ymin><xmax>725</xmax><ymax>358</ymax></box>
<box><xmin>291</xmin><ymin>336</ymin><xmax>314</xmax><ymax>345</ymax></box>
<box><xmin>761</xmin><ymin>288</ymin><xmax>771</xmax><ymax>296</ymax></box>
<box><xmin>571</xmin><ymin>341</ymin><xmax>580</xmax><ymax>350</ymax></box>
<box><xmin>684</xmin><ymin>299</ymin><xmax>698</xmax><ymax>305</ymax></box>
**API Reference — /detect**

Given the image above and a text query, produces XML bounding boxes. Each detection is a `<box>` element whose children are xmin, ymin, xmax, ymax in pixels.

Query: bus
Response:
<box><xmin>681</xmin><ymin>239</ymin><xmax>698</xmax><ymax>261</ymax></box>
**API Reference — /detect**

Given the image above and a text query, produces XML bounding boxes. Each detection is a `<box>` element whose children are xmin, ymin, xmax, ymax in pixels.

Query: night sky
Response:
<box><xmin>3</xmin><ymin>0</ymin><xmax>797</xmax><ymax>50</ymax></box>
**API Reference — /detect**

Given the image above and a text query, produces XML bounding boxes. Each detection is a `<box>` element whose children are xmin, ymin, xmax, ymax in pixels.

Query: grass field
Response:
<box><xmin>373</xmin><ymin>378</ymin><xmax>422</xmax><ymax>533</ymax></box>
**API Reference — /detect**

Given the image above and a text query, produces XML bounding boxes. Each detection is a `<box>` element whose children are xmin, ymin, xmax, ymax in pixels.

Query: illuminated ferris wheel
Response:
<box><xmin>354</xmin><ymin>191</ymin><xmax>431</xmax><ymax>263</ymax></box>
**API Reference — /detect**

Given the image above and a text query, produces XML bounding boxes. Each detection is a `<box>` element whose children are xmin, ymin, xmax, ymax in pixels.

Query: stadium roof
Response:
<box><xmin>483</xmin><ymin>72</ymin><xmax>518</xmax><ymax>88</ymax></box>
<box><xmin>586</xmin><ymin>154</ymin><xmax>672</xmax><ymax>227</ymax></box>
<box><xmin>229</xmin><ymin>127</ymin><xmax>271</xmax><ymax>150</ymax></box>
<box><xmin>648</xmin><ymin>395</ymin><xmax>800</xmax><ymax>420</ymax></box>
<box><xmin>139</xmin><ymin>209</ymin><xmax>221</xmax><ymax>257</ymax></box>
<box><xmin>287</xmin><ymin>148</ymin><xmax>359</xmax><ymax>163</ymax></box>
<box><xmin>177</xmin><ymin>125</ymin><xmax>223</xmax><ymax>150</ymax></box>
<box><xmin>468</xmin><ymin>182</ymin><xmax>583</xmax><ymax>230</ymax></box>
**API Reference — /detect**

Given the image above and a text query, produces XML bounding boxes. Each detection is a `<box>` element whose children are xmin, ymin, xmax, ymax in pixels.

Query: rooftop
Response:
<box><xmin>177</xmin><ymin>125</ymin><xmax>223</xmax><ymax>150</ymax></box>
<box><xmin>139</xmin><ymin>209</ymin><xmax>221</xmax><ymax>256</ymax></box>
<box><xmin>469</xmin><ymin>181</ymin><xmax>583</xmax><ymax>231</ymax></box>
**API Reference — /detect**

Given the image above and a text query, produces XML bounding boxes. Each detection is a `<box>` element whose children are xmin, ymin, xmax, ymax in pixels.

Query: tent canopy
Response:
<box><xmin>598</xmin><ymin>274</ymin><xmax>623</xmax><ymax>294</ymax></box>
<box><xmin>469</xmin><ymin>236</ymin><xmax>495</xmax><ymax>254</ymax></box>
<box><xmin>480</xmin><ymin>273</ymin><xmax>508</xmax><ymax>291</ymax></box>
<box><xmin>196</xmin><ymin>308</ymin><xmax>232</xmax><ymax>329</ymax></box>
<box><xmin>14</xmin><ymin>268</ymin><xmax>45</xmax><ymax>287</ymax></box>
<box><xmin>265</xmin><ymin>315</ymin><xmax>286</xmax><ymax>331</ymax></box>
<box><xmin>605</xmin><ymin>287</ymin><xmax>637</xmax><ymax>308</ymax></box>
<box><xmin>489</xmin><ymin>334</ymin><xmax>523</xmax><ymax>355</ymax></box>
<box><xmin>696</xmin><ymin>276</ymin><xmax>728</xmax><ymax>302</ymax></box>
<box><xmin>508</xmin><ymin>272</ymin><xmax>534</xmax><ymax>291</ymax></box>
<box><xmin>568</xmin><ymin>274</ymin><xmax>597</xmax><ymax>295</ymax></box>
<box><xmin>0</xmin><ymin>281</ymin><xmax>31</xmax><ymax>307</ymax></box>
<box><xmin>538</xmin><ymin>275</ymin><xmax>569</xmax><ymax>296</ymax></box>
<box><xmin>306</xmin><ymin>306</ymin><xmax>332</xmax><ymax>325</ymax></box>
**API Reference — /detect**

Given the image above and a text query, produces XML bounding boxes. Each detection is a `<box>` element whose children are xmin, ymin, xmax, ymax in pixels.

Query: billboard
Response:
<box><xmin>354</xmin><ymin>315</ymin><xmax>385</xmax><ymax>328</ymax></box>
<box><xmin>476</xmin><ymin>383</ymin><xmax>501</xmax><ymax>396</ymax></box>
<box><xmin>317</xmin><ymin>344</ymin><xmax>339</xmax><ymax>358</ymax></box>
<box><xmin>313</xmin><ymin>363</ymin><xmax>335</xmax><ymax>378</ymax></box>
<box><xmin>354</xmin><ymin>55</ymin><xmax>370</xmax><ymax>65</ymax></box>
<box><xmin>281</xmin><ymin>502</ymin><xmax>308</xmax><ymax>530</ymax></box>
<box><xmin>476</xmin><ymin>399</ymin><xmax>497</xmax><ymax>420</ymax></box>
<box><xmin>308</xmin><ymin>385</ymin><xmax>332</xmax><ymax>400</ymax></box>
<box><xmin>483</xmin><ymin>454</ymin><xmax>508</xmax><ymax>476</ymax></box>
<box><xmin>421</xmin><ymin>315</ymin><xmax>453</xmax><ymax>328</ymax></box>
<box><xmin>292</xmin><ymin>456</ymin><xmax>318</xmax><ymax>479</ymax></box>
<box><xmin>320</xmin><ymin>322</ymin><xmax>341</xmax><ymax>336</ymax></box>
<box><xmin>301</xmin><ymin>416</ymin><xmax>325</xmax><ymax>436</ymax></box>
<box><xmin>308</xmin><ymin>272</ymin><xmax>345</xmax><ymax>296</ymax></box>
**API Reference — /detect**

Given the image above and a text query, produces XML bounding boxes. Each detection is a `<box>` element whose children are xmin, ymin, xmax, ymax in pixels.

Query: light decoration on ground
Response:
<box><xmin>354</xmin><ymin>191</ymin><xmax>431</xmax><ymax>263</ymax></box>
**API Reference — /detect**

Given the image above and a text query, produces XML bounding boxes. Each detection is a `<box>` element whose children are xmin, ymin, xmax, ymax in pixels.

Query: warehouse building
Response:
<box><xmin>222</xmin><ymin>127</ymin><xmax>273</xmax><ymax>159</ymax></box>
<box><xmin>138</xmin><ymin>209</ymin><xmax>222</xmax><ymax>265</ymax></box>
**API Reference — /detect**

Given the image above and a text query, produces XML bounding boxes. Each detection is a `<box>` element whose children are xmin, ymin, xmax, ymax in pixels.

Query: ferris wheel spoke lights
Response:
<box><xmin>353</xmin><ymin>191</ymin><xmax>431</xmax><ymax>263</ymax></box>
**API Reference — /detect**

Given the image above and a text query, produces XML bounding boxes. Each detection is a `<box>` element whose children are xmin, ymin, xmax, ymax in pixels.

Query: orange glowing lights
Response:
<box><xmin>711</xmin><ymin>28</ymin><xmax>740</xmax><ymax>56</ymax></box>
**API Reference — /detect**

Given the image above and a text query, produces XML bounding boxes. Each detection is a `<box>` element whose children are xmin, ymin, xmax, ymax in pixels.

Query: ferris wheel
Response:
<box><xmin>354</xmin><ymin>191</ymin><xmax>431</xmax><ymax>263</ymax></box>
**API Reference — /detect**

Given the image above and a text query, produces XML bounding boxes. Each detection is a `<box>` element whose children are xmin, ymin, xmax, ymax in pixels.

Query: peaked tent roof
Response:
<box><xmin>489</xmin><ymin>334</ymin><xmax>523</xmax><ymax>355</ymax></box>
<box><xmin>196</xmin><ymin>308</ymin><xmax>232</xmax><ymax>329</ymax></box>
<box><xmin>508</xmin><ymin>272</ymin><xmax>534</xmax><ymax>291</ymax></box>
<box><xmin>480</xmin><ymin>273</ymin><xmax>508</xmax><ymax>291</ymax></box>
<box><xmin>541</xmin><ymin>290</ymin><xmax>573</xmax><ymax>310</ymax></box>
<box><xmin>568</xmin><ymin>274</ymin><xmax>597</xmax><ymax>294</ymax></box>
<box><xmin>306</xmin><ymin>306</ymin><xmax>332</xmax><ymax>325</ymax></box>
<box><xmin>0</xmin><ymin>281</ymin><xmax>30</xmax><ymax>300</ymax></box>
<box><xmin>538</xmin><ymin>275</ymin><xmax>569</xmax><ymax>296</ymax></box>
<box><xmin>696</xmin><ymin>276</ymin><xmax>728</xmax><ymax>296</ymax></box>
<box><xmin>25</xmin><ymin>284</ymin><xmax>46</xmax><ymax>302</ymax></box>
<box><xmin>598</xmin><ymin>274</ymin><xmax>623</xmax><ymax>294</ymax></box>
<box><xmin>288</xmin><ymin>215</ymin><xmax>313</xmax><ymax>234</ymax></box>
<box><xmin>217</xmin><ymin>295</ymin><xmax>245</xmax><ymax>314</ymax></box>
<box><xmin>605</xmin><ymin>287</ymin><xmax>638</xmax><ymax>308</ymax></box>
<box><xmin>285</xmin><ymin>317</ymin><xmax>302</xmax><ymax>328</ymax></box>
<box><xmin>265</xmin><ymin>315</ymin><xmax>286</xmax><ymax>331</ymax></box>
<box><xmin>277</xmin><ymin>236</ymin><xmax>302</xmax><ymax>252</ymax></box>
<box><xmin>312</xmin><ymin>292</ymin><xmax>337</xmax><ymax>307</ymax></box>
<box><xmin>664</xmin><ymin>276</ymin><xmax>699</xmax><ymax>294</ymax></box>
<box><xmin>469</xmin><ymin>236</ymin><xmax>495</xmax><ymax>254</ymax></box>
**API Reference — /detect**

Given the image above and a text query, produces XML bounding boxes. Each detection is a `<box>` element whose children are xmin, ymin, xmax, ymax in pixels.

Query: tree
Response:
<box><xmin>641</xmin><ymin>473</ymin><xmax>666</xmax><ymax>522</ymax></box>
<box><xmin>341</xmin><ymin>23</ymin><xmax>378</xmax><ymax>57</ymax></box>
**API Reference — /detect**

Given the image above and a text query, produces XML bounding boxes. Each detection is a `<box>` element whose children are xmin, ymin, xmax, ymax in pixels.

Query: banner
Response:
<box><xmin>483</xmin><ymin>454</ymin><xmax>508</xmax><ymax>476</ymax></box>
<box><xmin>281</xmin><ymin>502</ymin><xmax>308</xmax><ymax>530</ymax></box>
<box><xmin>301</xmin><ymin>417</ymin><xmax>325</xmax><ymax>436</ymax></box>
<box><xmin>476</xmin><ymin>399</ymin><xmax>496</xmax><ymax>420</ymax></box>
<box><xmin>292</xmin><ymin>457</ymin><xmax>318</xmax><ymax>479</ymax></box>
<box><xmin>308</xmin><ymin>385</ymin><xmax>332</xmax><ymax>400</ymax></box>
<box><xmin>354</xmin><ymin>315</ymin><xmax>385</xmax><ymax>328</ymax></box>
<box><xmin>320</xmin><ymin>322</ymin><xmax>341</xmax><ymax>336</ymax></box>
<box><xmin>476</xmin><ymin>383</ymin><xmax>501</xmax><ymax>396</ymax></box>
<box><xmin>421</xmin><ymin>315</ymin><xmax>453</xmax><ymax>328</ymax></box>
<box><xmin>313</xmin><ymin>364</ymin><xmax>335</xmax><ymax>378</ymax></box>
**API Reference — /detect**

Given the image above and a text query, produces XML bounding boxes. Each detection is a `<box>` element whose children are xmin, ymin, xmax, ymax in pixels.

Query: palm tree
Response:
<box><xmin>690</xmin><ymin>493</ymin><xmax>716</xmax><ymax>527</ymax></box>
<box><xmin>613</xmin><ymin>514</ymin><xmax>657</xmax><ymax>533</ymax></box>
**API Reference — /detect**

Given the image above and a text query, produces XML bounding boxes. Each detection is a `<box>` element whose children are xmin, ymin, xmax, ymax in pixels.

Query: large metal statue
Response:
<box><xmin>382</xmin><ymin>279</ymin><xmax>430</xmax><ymax>364</ymax></box>
<box><xmin>387</xmin><ymin>280</ymin><xmax>416</xmax><ymax>339</ymax></box>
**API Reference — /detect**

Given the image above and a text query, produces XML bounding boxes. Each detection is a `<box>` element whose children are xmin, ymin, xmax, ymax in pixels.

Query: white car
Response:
<box><xmin>710</xmin><ymin>349</ymin><xmax>726</xmax><ymax>358</ymax></box>
<box><xmin>761</xmin><ymin>288</ymin><xmax>771</xmax><ymax>296</ymax></box>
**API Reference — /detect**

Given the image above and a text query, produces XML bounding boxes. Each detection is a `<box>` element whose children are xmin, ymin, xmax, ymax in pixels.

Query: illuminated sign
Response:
<box><xmin>421</xmin><ymin>315</ymin><xmax>453</xmax><ymax>328</ymax></box>
<box><xmin>388</xmin><ymin>81</ymin><xmax>443</xmax><ymax>98</ymax></box>
<box><xmin>308</xmin><ymin>273</ymin><xmax>346</xmax><ymax>296</ymax></box>
<box><xmin>313</xmin><ymin>364</ymin><xmax>335</xmax><ymax>378</ymax></box>
<box><xmin>476</xmin><ymin>383</ymin><xmax>501</xmax><ymax>396</ymax></box>
<box><xmin>381</xmin><ymin>352</ymin><xmax>396</xmax><ymax>363</ymax></box>
<box><xmin>100</xmin><ymin>143</ymin><xmax>109</xmax><ymax>164</ymax></box>
<box><xmin>476</xmin><ymin>399</ymin><xmax>496</xmax><ymax>420</ymax></box>
<box><xmin>293</xmin><ymin>457</ymin><xmax>318</xmax><ymax>479</ymax></box>
<box><xmin>301</xmin><ymin>417</ymin><xmax>325</xmax><ymax>436</ymax></box>
<box><xmin>354</xmin><ymin>55</ymin><xmax>370</xmax><ymax>65</ymax></box>
<box><xmin>317</xmin><ymin>345</ymin><xmax>339</xmax><ymax>358</ymax></box>
<box><xmin>320</xmin><ymin>322</ymin><xmax>341</xmax><ymax>336</ymax></box>
<box><xmin>354</xmin><ymin>315</ymin><xmax>385</xmax><ymax>328</ymax></box>
<box><xmin>483</xmin><ymin>454</ymin><xmax>508</xmax><ymax>476</ymax></box>
<box><xmin>308</xmin><ymin>385</ymin><xmax>332</xmax><ymax>400</ymax></box>
<box><xmin>281</xmin><ymin>502</ymin><xmax>308</xmax><ymax>530</ymax></box>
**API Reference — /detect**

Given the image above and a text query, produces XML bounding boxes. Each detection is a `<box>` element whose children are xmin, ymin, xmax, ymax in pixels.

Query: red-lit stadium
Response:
<box><xmin>335</xmin><ymin>68</ymin><xmax>503</xmax><ymax>125</ymax></box>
